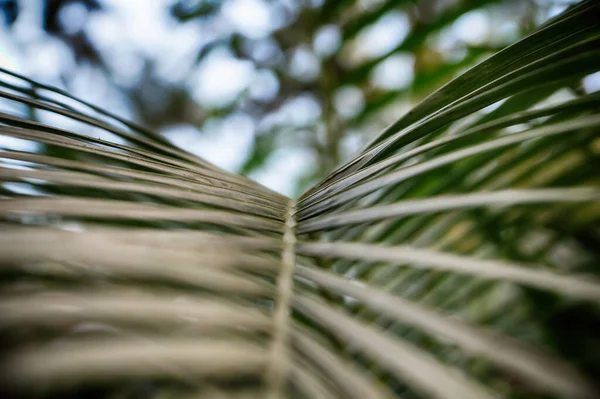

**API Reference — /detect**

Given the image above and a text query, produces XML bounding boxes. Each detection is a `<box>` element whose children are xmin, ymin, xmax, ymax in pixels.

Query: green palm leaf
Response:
<box><xmin>0</xmin><ymin>1</ymin><xmax>599</xmax><ymax>398</ymax></box>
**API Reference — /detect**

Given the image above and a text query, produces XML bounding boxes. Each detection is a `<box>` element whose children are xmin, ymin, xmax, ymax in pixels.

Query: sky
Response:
<box><xmin>0</xmin><ymin>0</ymin><xmax>598</xmax><ymax>196</ymax></box>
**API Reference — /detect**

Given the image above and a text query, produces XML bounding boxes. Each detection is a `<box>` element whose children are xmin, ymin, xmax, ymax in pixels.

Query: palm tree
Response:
<box><xmin>0</xmin><ymin>1</ymin><xmax>599</xmax><ymax>398</ymax></box>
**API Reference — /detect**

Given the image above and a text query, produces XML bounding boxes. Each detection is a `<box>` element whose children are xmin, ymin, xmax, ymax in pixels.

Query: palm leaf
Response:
<box><xmin>0</xmin><ymin>1</ymin><xmax>599</xmax><ymax>398</ymax></box>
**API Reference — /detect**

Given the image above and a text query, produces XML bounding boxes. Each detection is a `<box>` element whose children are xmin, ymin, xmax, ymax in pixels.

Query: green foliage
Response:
<box><xmin>1</xmin><ymin>0</ymin><xmax>559</xmax><ymax>196</ymax></box>
<box><xmin>0</xmin><ymin>1</ymin><xmax>599</xmax><ymax>399</ymax></box>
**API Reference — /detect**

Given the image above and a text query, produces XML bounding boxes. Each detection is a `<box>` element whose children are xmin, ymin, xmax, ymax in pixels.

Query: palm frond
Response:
<box><xmin>1</xmin><ymin>1</ymin><xmax>599</xmax><ymax>398</ymax></box>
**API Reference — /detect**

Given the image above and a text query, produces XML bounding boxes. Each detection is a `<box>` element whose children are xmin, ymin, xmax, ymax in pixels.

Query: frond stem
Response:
<box><xmin>265</xmin><ymin>199</ymin><xmax>296</xmax><ymax>398</ymax></box>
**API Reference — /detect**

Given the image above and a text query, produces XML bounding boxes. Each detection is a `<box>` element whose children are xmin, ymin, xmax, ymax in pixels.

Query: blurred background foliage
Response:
<box><xmin>0</xmin><ymin>0</ymin><xmax>588</xmax><ymax>197</ymax></box>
